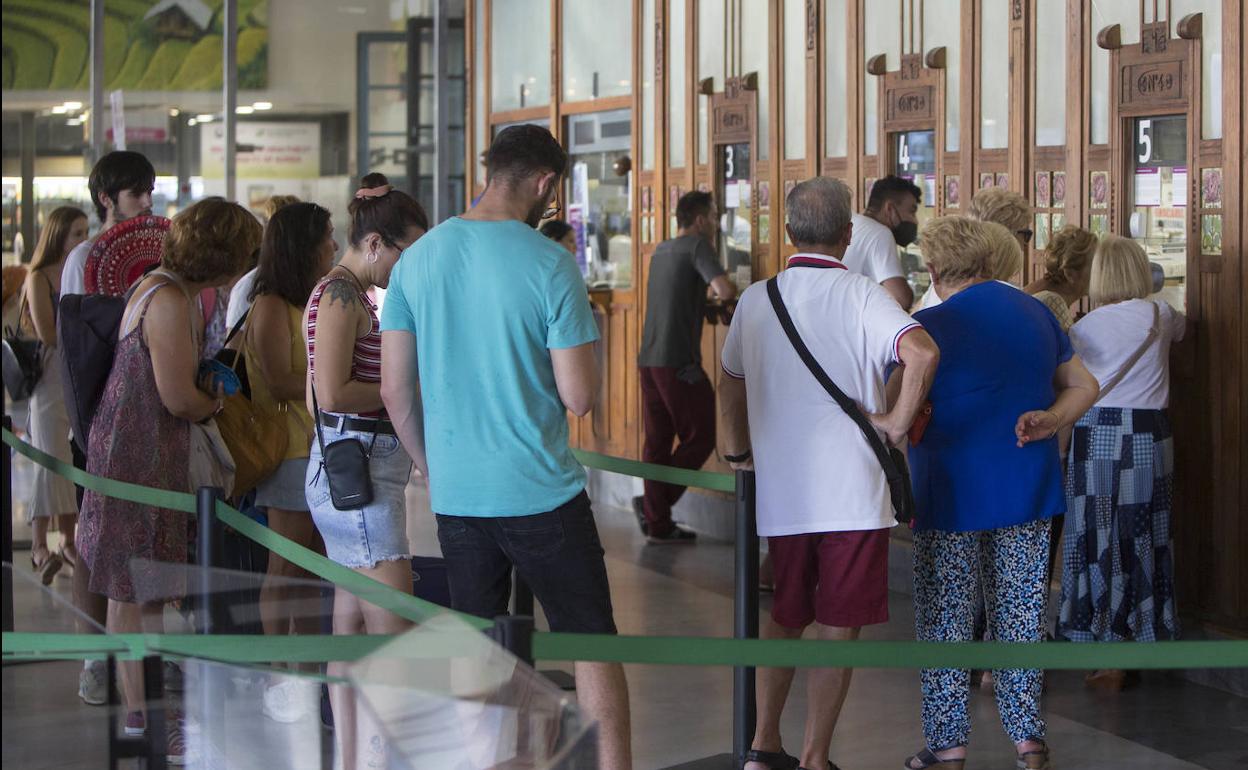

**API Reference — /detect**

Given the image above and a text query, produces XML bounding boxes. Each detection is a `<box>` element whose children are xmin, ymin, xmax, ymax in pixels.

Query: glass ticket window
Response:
<box><xmin>565</xmin><ymin>109</ymin><xmax>633</xmax><ymax>289</ymax></box>
<box><xmin>719</xmin><ymin>142</ymin><xmax>753</xmax><ymax>290</ymax></box>
<box><xmin>893</xmin><ymin>129</ymin><xmax>937</xmax><ymax>298</ymax></box>
<box><xmin>1128</xmin><ymin>115</ymin><xmax>1186</xmax><ymax>312</ymax></box>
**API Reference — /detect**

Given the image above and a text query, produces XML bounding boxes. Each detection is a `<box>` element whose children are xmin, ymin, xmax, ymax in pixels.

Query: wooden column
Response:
<box><xmin>959</xmin><ymin>0</ymin><xmax>975</xmax><ymax>201</ymax></box>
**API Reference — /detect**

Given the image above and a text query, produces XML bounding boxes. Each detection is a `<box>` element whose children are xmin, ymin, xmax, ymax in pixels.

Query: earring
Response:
<box><xmin>367</xmin><ymin>249</ymin><xmax>379</xmax><ymax>264</ymax></box>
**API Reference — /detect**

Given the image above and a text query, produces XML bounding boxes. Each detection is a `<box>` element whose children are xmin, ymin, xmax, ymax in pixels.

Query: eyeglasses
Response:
<box><xmin>542</xmin><ymin>203</ymin><xmax>562</xmax><ymax>220</ymax></box>
<box><xmin>1017</xmin><ymin>228</ymin><xmax>1034</xmax><ymax>245</ymax></box>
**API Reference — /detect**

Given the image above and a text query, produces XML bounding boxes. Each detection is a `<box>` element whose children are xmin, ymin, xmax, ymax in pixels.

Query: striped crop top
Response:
<box><xmin>306</xmin><ymin>275</ymin><xmax>383</xmax><ymax>417</ymax></box>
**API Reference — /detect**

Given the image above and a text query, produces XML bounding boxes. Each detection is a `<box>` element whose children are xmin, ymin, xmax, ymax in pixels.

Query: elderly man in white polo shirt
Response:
<box><xmin>721</xmin><ymin>177</ymin><xmax>940</xmax><ymax>770</ymax></box>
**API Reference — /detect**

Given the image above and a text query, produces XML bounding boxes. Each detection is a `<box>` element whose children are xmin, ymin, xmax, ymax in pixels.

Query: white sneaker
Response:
<box><xmin>79</xmin><ymin>659</ymin><xmax>107</xmax><ymax>706</ymax></box>
<box><xmin>262</xmin><ymin>677</ymin><xmax>319</xmax><ymax>724</ymax></box>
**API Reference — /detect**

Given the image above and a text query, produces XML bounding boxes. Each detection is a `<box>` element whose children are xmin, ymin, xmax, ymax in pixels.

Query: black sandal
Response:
<box><xmin>743</xmin><ymin>749</ymin><xmax>799</xmax><ymax>770</ymax></box>
<box><xmin>903</xmin><ymin>747</ymin><xmax>965</xmax><ymax>770</ymax></box>
<box><xmin>1016</xmin><ymin>744</ymin><xmax>1050</xmax><ymax>770</ymax></box>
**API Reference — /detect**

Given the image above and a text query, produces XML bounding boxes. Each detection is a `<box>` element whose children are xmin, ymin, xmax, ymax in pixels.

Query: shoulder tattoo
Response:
<box><xmin>323</xmin><ymin>279</ymin><xmax>360</xmax><ymax>311</ymax></box>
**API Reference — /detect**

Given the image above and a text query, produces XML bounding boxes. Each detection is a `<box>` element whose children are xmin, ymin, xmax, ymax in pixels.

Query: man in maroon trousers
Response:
<box><xmin>634</xmin><ymin>191</ymin><xmax>737</xmax><ymax>543</ymax></box>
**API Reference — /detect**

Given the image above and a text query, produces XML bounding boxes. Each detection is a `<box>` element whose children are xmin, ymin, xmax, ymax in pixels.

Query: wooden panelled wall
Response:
<box><xmin>465</xmin><ymin>0</ymin><xmax>1248</xmax><ymax>634</ymax></box>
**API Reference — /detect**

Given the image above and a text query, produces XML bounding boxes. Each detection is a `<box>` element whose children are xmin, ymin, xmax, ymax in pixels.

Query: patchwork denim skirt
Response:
<box><xmin>306</xmin><ymin>424</ymin><xmax>413</xmax><ymax>569</ymax></box>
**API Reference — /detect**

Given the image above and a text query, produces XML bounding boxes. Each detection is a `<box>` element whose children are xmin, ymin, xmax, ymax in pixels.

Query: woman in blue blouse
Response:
<box><xmin>902</xmin><ymin>218</ymin><xmax>1100</xmax><ymax>770</ymax></box>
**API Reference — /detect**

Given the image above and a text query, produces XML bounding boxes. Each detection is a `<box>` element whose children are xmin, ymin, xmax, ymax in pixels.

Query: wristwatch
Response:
<box><xmin>723</xmin><ymin>449</ymin><xmax>752</xmax><ymax>463</ymax></box>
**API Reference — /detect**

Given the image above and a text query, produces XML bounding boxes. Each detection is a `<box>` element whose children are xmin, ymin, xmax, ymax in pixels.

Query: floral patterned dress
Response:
<box><xmin>77</xmin><ymin>282</ymin><xmax>194</xmax><ymax>604</ymax></box>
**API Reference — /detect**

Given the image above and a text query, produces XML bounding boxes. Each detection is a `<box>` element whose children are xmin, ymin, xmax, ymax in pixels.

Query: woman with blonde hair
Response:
<box><xmin>916</xmin><ymin>190</ymin><xmax>1031</xmax><ymax>309</ymax></box>
<box><xmin>20</xmin><ymin>206</ymin><xmax>89</xmax><ymax>582</ymax></box>
<box><xmin>1025</xmin><ymin>225</ymin><xmax>1098</xmax><ymax>332</ymax></box>
<box><xmin>76</xmin><ymin>197</ymin><xmax>262</xmax><ymax>763</ymax></box>
<box><xmin>903</xmin><ymin>216</ymin><xmax>1099</xmax><ymax>770</ymax></box>
<box><xmin>1059</xmin><ymin>235</ymin><xmax>1185</xmax><ymax>691</ymax></box>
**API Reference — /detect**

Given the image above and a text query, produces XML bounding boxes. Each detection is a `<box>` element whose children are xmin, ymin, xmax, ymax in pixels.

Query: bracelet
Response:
<box><xmin>723</xmin><ymin>449</ymin><xmax>752</xmax><ymax>463</ymax></box>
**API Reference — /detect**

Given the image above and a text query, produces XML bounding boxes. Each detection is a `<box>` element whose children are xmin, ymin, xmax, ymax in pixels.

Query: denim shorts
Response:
<box><xmin>255</xmin><ymin>457</ymin><xmax>311</xmax><ymax>511</ymax></box>
<box><xmin>306</xmin><ymin>425</ymin><xmax>413</xmax><ymax>569</ymax></box>
<box><xmin>435</xmin><ymin>490</ymin><xmax>617</xmax><ymax>635</ymax></box>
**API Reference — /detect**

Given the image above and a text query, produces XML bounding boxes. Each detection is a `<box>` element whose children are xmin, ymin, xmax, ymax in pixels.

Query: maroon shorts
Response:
<box><xmin>768</xmin><ymin>528</ymin><xmax>890</xmax><ymax>629</ymax></box>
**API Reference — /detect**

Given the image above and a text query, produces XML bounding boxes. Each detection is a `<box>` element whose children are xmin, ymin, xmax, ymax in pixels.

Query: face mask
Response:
<box><xmin>891</xmin><ymin>220</ymin><xmax>918</xmax><ymax>247</ymax></box>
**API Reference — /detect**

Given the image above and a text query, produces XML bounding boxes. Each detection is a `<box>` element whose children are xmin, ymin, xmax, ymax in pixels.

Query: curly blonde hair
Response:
<box><xmin>161</xmin><ymin>197</ymin><xmax>263</xmax><ymax>285</ymax></box>
<box><xmin>1044</xmin><ymin>225</ymin><xmax>1098</xmax><ymax>286</ymax></box>
<box><xmin>967</xmin><ymin>188</ymin><xmax>1031</xmax><ymax>233</ymax></box>
<box><xmin>261</xmin><ymin>194</ymin><xmax>301</xmax><ymax>222</ymax></box>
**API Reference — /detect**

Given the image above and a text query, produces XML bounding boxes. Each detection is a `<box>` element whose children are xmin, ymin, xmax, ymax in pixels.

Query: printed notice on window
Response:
<box><xmin>1170</xmin><ymin>167</ymin><xmax>1187</xmax><ymax>207</ymax></box>
<box><xmin>1134</xmin><ymin>167</ymin><xmax>1162</xmax><ymax>207</ymax></box>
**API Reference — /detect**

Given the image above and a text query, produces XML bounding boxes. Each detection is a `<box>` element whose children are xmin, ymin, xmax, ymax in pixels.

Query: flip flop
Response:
<box><xmin>37</xmin><ymin>552</ymin><xmax>64</xmax><ymax>586</ymax></box>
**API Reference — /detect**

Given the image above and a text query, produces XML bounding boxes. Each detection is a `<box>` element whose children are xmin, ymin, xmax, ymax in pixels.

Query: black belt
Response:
<box><xmin>318</xmin><ymin>413</ymin><xmax>396</xmax><ymax>436</ymax></box>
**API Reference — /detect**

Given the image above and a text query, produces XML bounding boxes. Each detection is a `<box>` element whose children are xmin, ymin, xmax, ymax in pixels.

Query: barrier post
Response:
<box><xmin>196</xmin><ymin>486</ymin><xmax>224</xmax><ymax>633</ymax></box>
<box><xmin>2</xmin><ymin>414</ymin><xmax>13</xmax><ymax>632</ymax></box>
<box><xmin>733</xmin><ymin>469</ymin><xmax>758</xmax><ymax>764</ymax></box>
<box><xmin>665</xmin><ymin>469</ymin><xmax>758</xmax><ymax>770</ymax></box>
<box><xmin>491</xmin><ymin>614</ymin><xmax>535</xmax><ymax>666</ymax></box>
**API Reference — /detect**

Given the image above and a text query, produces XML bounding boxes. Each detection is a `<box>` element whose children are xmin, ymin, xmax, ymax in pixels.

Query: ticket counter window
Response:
<box><xmin>719</xmin><ymin>142</ymin><xmax>753</xmax><ymax>290</ymax></box>
<box><xmin>893</xmin><ymin>129</ymin><xmax>937</xmax><ymax>298</ymax></box>
<box><xmin>1128</xmin><ymin>115</ymin><xmax>1186</xmax><ymax>311</ymax></box>
<box><xmin>566</xmin><ymin>109</ymin><xmax>632</xmax><ymax>289</ymax></box>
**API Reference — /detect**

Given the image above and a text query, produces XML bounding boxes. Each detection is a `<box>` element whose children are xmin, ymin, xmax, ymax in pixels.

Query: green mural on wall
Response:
<box><xmin>1</xmin><ymin>0</ymin><xmax>268</xmax><ymax>91</ymax></box>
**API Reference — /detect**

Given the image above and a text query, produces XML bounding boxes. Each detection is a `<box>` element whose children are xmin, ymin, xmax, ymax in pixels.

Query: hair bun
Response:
<box><xmin>360</xmin><ymin>172</ymin><xmax>390</xmax><ymax>188</ymax></box>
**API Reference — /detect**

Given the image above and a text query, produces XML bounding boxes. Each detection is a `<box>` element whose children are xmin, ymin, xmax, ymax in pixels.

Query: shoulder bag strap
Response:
<box><xmin>765</xmin><ymin>276</ymin><xmax>902</xmax><ymax>483</ymax></box>
<box><xmin>1095</xmin><ymin>301</ymin><xmax>1160</xmax><ymax>398</ymax></box>
<box><xmin>223</xmin><ymin>307</ymin><xmax>250</xmax><ymax>348</ymax></box>
<box><xmin>310</xmin><ymin>376</ymin><xmax>328</xmax><ymax>459</ymax></box>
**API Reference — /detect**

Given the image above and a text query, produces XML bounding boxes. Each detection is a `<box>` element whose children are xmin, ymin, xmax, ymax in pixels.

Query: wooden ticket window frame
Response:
<box><xmin>1099</xmin><ymin>9</ymin><xmax>1205</xmax><ymax>322</ymax></box>
<box><xmin>870</xmin><ymin>50</ymin><xmax>947</xmax><ymax>203</ymax></box>
<box><xmin>707</xmin><ymin>74</ymin><xmax>762</xmax><ymax>283</ymax></box>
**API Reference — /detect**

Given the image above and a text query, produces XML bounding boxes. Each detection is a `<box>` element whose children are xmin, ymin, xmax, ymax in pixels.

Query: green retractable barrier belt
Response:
<box><xmin>6</xmin><ymin>428</ymin><xmax>1248</xmax><ymax>671</ymax></box>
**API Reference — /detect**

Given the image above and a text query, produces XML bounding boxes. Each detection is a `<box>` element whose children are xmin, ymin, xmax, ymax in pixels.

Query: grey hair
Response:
<box><xmin>785</xmin><ymin>177</ymin><xmax>853</xmax><ymax>247</ymax></box>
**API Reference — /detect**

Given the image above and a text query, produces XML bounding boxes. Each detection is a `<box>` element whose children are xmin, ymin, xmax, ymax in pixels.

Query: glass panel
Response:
<box><xmin>893</xmin><ymin>129</ymin><xmax>938</xmax><ymax>298</ymax></box>
<box><xmin>719</xmin><ymin>142</ymin><xmax>753</xmax><ymax>284</ymax></box>
<box><xmin>924</xmin><ymin>0</ymin><xmax>960</xmax><ymax>151</ymax></box>
<box><xmin>742</xmin><ymin>0</ymin><xmax>771</xmax><ymax>160</ymax></box>
<box><xmin>864</xmin><ymin>0</ymin><xmax>900</xmax><ymax>156</ymax></box>
<box><xmin>491</xmin><ymin>0</ymin><xmax>551</xmax><ymax>111</ymax></box>
<box><xmin>474</xmin><ymin>0</ymin><xmax>486</xmax><ymax>184</ymax></box>
<box><xmin>1128</xmin><ymin>114</ymin><xmax>1187</xmax><ymax>312</ymax></box>
<box><xmin>783</xmin><ymin>0</ymin><xmax>806</xmax><ymax>160</ymax></box>
<box><xmin>824</xmin><ymin>0</ymin><xmax>849</xmax><ymax>157</ymax></box>
<box><xmin>567</xmin><ymin>110</ymin><xmax>633</xmax><ymax>289</ymax></box>
<box><xmin>1172</xmin><ymin>0</ymin><xmax>1222</xmax><ymax>140</ymax></box>
<box><xmin>669</xmin><ymin>0</ymin><xmax>687</xmax><ymax>167</ymax></box>
<box><xmin>979</xmin><ymin>0</ymin><xmax>1009</xmax><ymax>149</ymax></box>
<box><xmin>697</xmin><ymin>0</ymin><xmax>725</xmax><ymax>165</ymax></box>
<box><xmin>1035</xmin><ymin>0</ymin><xmax>1067</xmax><ymax>146</ymax></box>
<box><xmin>563</xmin><ymin>0</ymin><xmax>632</xmax><ymax>101</ymax></box>
<box><xmin>1091</xmin><ymin>0</ymin><xmax>1140</xmax><ymax>144</ymax></box>
<box><xmin>642</xmin><ymin>0</ymin><xmax>656</xmax><ymax>170</ymax></box>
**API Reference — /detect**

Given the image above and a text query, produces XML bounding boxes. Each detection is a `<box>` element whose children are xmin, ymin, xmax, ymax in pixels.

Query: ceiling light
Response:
<box><xmin>236</xmin><ymin>105</ymin><xmax>255</xmax><ymax>115</ymax></box>
<box><xmin>252</xmin><ymin>101</ymin><xmax>272</xmax><ymax>111</ymax></box>
<box><xmin>188</xmin><ymin>118</ymin><xmax>198</xmax><ymax>126</ymax></box>
<box><xmin>196</xmin><ymin>114</ymin><xmax>215</xmax><ymax>122</ymax></box>
<box><xmin>51</xmin><ymin>105</ymin><xmax>67</xmax><ymax>114</ymax></box>
<box><xmin>66</xmin><ymin>117</ymin><xmax>83</xmax><ymax>126</ymax></box>
<box><xmin>64</xmin><ymin>101</ymin><xmax>83</xmax><ymax>110</ymax></box>
<box><xmin>169</xmin><ymin>108</ymin><xmax>180</xmax><ymax>117</ymax></box>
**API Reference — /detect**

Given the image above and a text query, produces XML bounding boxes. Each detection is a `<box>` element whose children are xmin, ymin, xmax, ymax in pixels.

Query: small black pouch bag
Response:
<box><xmin>311</xmin><ymin>382</ymin><xmax>379</xmax><ymax>510</ymax></box>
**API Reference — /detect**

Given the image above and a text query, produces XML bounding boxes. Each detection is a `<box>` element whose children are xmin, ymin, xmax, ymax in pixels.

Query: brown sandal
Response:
<box><xmin>1016</xmin><ymin>745</ymin><xmax>1050</xmax><ymax>770</ymax></box>
<box><xmin>34</xmin><ymin>552</ymin><xmax>63</xmax><ymax>586</ymax></box>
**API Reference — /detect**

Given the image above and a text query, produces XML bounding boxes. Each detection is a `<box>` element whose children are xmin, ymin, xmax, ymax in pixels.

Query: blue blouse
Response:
<box><xmin>910</xmin><ymin>281</ymin><xmax>1073</xmax><ymax>532</ymax></box>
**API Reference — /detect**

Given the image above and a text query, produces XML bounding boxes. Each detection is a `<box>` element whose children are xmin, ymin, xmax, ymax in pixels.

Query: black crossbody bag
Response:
<box><xmin>766</xmin><ymin>277</ymin><xmax>916</xmax><ymax>523</ymax></box>
<box><xmin>311</xmin><ymin>382</ymin><xmax>380</xmax><ymax>510</ymax></box>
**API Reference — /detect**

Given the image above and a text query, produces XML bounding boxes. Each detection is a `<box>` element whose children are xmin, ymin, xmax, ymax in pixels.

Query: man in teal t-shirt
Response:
<box><xmin>379</xmin><ymin>124</ymin><xmax>632</xmax><ymax>769</ymax></box>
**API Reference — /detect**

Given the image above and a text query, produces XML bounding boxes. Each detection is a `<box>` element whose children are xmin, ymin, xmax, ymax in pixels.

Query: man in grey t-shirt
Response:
<box><xmin>635</xmin><ymin>191</ymin><xmax>736</xmax><ymax>543</ymax></box>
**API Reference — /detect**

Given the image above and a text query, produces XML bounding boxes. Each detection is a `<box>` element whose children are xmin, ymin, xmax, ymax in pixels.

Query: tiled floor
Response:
<box><xmin>4</xmin><ymin>447</ymin><xmax>1247</xmax><ymax>769</ymax></box>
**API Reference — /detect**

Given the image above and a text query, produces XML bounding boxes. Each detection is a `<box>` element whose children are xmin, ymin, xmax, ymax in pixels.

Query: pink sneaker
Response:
<box><xmin>124</xmin><ymin>710</ymin><xmax>146</xmax><ymax>737</ymax></box>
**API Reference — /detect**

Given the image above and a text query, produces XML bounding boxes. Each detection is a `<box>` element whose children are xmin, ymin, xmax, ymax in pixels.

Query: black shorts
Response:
<box><xmin>435</xmin><ymin>490</ymin><xmax>617</xmax><ymax>635</ymax></box>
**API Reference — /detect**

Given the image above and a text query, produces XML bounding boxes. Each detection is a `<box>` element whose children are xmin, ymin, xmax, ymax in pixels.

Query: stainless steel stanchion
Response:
<box><xmin>665</xmin><ymin>469</ymin><xmax>759</xmax><ymax>770</ymax></box>
<box><xmin>3</xmin><ymin>414</ymin><xmax>14</xmax><ymax>632</ymax></box>
<box><xmin>196</xmin><ymin>486</ymin><xmax>224</xmax><ymax>632</ymax></box>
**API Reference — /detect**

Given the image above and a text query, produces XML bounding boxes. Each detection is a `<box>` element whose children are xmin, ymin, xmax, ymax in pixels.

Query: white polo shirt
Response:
<box><xmin>841</xmin><ymin>213</ymin><xmax>906</xmax><ymax>285</ymax></box>
<box><xmin>721</xmin><ymin>254</ymin><xmax>922</xmax><ymax>536</ymax></box>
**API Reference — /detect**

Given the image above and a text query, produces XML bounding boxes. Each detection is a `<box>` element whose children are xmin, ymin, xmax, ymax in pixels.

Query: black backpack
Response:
<box><xmin>57</xmin><ymin>290</ymin><xmax>131</xmax><ymax>449</ymax></box>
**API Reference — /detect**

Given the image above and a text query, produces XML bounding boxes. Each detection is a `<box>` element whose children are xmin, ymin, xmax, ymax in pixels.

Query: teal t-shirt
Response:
<box><xmin>379</xmin><ymin>217</ymin><xmax>600</xmax><ymax>517</ymax></box>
